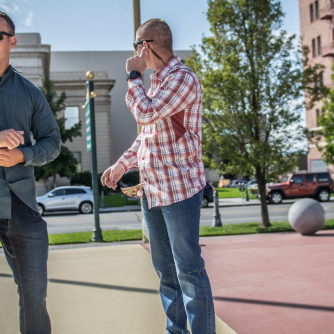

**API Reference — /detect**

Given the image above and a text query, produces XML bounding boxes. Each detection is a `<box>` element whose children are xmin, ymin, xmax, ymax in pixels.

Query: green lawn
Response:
<box><xmin>43</xmin><ymin>219</ymin><xmax>334</xmax><ymax>246</ymax></box>
<box><xmin>49</xmin><ymin>229</ymin><xmax>142</xmax><ymax>245</ymax></box>
<box><xmin>215</xmin><ymin>187</ymin><xmax>257</xmax><ymax>199</ymax></box>
<box><xmin>98</xmin><ymin>192</ymin><xmax>139</xmax><ymax>208</ymax></box>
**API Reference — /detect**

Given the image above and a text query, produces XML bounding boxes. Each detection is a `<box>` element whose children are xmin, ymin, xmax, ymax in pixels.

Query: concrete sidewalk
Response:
<box><xmin>0</xmin><ymin>243</ymin><xmax>235</xmax><ymax>334</ymax></box>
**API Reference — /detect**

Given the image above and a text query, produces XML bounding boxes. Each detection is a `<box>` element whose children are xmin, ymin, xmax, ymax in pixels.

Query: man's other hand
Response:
<box><xmin>0</xmin><ymin>129</ymin><xmax>24</xmax><ymax>150</ymax></box>
<box><xmin>0</xmin><ymin>148</ymin><xmax>25</xmax><ymax>167</ymax></box>
<box><xmin>126</xmin><ymin>46</ymin><xmax>147</xmax><ymax>74</ymax></box>
<box><xmin>101</xmin><ymin>163</ymin><xmax>125</xmax><ymax>190</ymax></box>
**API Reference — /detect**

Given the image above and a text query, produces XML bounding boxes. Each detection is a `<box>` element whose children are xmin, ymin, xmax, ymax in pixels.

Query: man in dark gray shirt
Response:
<box><xmin>0</xmin><ymin>12</ymin><xmax>61</xmax><ymax>333</ymax></box>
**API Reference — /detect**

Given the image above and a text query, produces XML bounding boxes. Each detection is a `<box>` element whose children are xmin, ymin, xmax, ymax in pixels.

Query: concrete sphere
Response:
<box><xmin>288</xmin><ymin>198</ymin><xmax>325</xmax><ymax>235</ymax></box>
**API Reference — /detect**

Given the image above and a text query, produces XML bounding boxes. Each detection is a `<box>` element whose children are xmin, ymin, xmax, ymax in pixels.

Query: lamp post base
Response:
<box><xmin>92</xmin><ymin>228</ymin><xmax>103</xmax><ymax>242</ymax></box>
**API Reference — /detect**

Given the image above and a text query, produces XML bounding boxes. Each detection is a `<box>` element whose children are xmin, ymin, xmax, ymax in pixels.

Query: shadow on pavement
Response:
<box><xmin>0</xmin><ymin>273</ymin><xmax>158</xmax><ymax>295</ymax></box>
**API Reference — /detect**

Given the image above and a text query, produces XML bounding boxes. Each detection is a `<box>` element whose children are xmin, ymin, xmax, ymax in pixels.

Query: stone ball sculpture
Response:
<box><xmin>288</xmin><ymin>198</ymin><xmax>325</xmax><ymax>235</ymax></box>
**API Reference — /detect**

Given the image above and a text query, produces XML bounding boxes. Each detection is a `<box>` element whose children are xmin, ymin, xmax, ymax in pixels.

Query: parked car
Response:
<box><xmin>37</xmin><ymin>186</ymin><xmax>94</xmax><ymax>215</ymax></box>
<box><xmin>226</xmin><ymin>179</ymin><xmax>248</xmax><ymax>188</ymax></box>
<box><xmin>267</xmin><ymin>172</ymin><xmax>333</xmax><ymax>204</ymax></box>
<box><xmin>246</xmin><ymin>179</ymin><xmax>257</xmax><ymax>187</ymax></box>
<box><xmin>202</xmin><ymin>182</ymin><xmax>215</xmax><ymax>208</ymax></box>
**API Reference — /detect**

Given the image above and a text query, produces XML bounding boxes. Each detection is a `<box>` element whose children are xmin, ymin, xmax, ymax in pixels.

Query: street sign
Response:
<box><xmin>85</xmin><ymin>102</ymin><xmax>91</xmax><ymax>152</ymax></box>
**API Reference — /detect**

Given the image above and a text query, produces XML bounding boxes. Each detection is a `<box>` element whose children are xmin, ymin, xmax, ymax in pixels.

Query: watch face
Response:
<box><xmin>130</xmin><ymin>71</ymin><xmax>140</xmax><ymax>79</ymax></box>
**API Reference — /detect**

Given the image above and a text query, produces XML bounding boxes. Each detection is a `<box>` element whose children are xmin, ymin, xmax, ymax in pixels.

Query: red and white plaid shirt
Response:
<box><xmin>118</xmin><ymin>55</ymin><xmax>206</xmax><ymax>209</ymax></box>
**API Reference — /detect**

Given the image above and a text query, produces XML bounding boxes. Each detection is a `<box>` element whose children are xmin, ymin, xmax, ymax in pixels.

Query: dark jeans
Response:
<box><xmin>143</xmin><ymin>189</ymin><xmax>216</xmax><ymax>334</ymax></box>
<box><xmin>0</xmin><ymin>192</ymin><xmax>51</xmax><ymax>334</ymax></box>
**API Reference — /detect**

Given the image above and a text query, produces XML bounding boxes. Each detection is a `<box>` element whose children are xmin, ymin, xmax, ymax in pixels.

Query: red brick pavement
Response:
<box><xmin>143</xmin><ymin>230</ymin><xmax>334</xmax><ymax>334</ymax></box>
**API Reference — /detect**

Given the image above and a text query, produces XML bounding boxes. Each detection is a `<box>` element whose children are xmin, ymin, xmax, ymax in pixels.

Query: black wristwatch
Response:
<box><xmin>127</xmin><ymin>71</ymin><xmax>142</xmax><ymax>81</ymax></box>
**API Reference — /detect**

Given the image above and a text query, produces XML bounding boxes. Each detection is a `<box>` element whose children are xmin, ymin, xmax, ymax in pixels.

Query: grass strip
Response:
<box><xmin>1</xmin><ymin>221</ymin><xmax>333</xmax><ymax>248</ymax></box>
<box><xmin>45</xmin><ymin>220</ymin><xmax>334</xmax><ymax>246</ymax></box>
<box><xmin>215</xmin><ymin>187</ymin><xmax>257</xmax><ymax>199</ymax></box>
<box><xmin>98</xmin><ymin>192</ymin><xmax>139</xmax><ymax>208</ymax></box>
<box><xmin>48</xmin><ymin>229</ymin><xmax>142</xmax><ymax>245</ymax></box>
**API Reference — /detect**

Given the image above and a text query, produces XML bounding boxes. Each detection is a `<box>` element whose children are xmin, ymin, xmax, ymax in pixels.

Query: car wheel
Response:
<box><xmin>201</xmin><ymin>196</ymin><xmax>209</xmax><ymax>208</ymax></box>
<box><xmin>269</xmin><ymin>191</ymin><xmax>283</xmax><ymax>204</ymax></box>
<box><xmin>80</xmin><ymin>201</ymin><xmax>93</xmax><ymax>214</ymax></box>
<box><xmin>317</xmin><ymin>189</ymin><xmax>330</xmax><ymax>202</ymax></box>
<box><xmin>37</xmin><ymin>204</ymin><xmax>45</xmax><ymax>216</ymax></box>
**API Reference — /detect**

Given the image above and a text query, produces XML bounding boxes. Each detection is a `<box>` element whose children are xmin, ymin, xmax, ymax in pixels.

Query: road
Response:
<box><xmin>45</xmin><ymin>202</ymin><xmax>334</xmax><ymax>234</ymax></box>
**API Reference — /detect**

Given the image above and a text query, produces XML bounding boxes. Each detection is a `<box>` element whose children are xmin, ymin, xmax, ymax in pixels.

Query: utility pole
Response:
<box><xmin>133</xmin><ymin>0</ymin><xmax>149</xmax><ymax>243</ymax></box>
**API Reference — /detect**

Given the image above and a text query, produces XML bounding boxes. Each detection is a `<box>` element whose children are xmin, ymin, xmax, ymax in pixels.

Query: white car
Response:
<box><xmin>37</xmin><ymin>186</ymin><xmax>94</xmax><ymax>215</ymax></box>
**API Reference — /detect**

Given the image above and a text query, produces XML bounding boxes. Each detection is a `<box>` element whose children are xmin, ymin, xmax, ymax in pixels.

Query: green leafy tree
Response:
<box><xmin>34</xmin><ymin>77</ymin><xmax>82</xmax><ymax>188</ymax></box>
<box><xmin>186</xmin><ymin>0</ymin><xmax>327</xmax><ymax>227</ymax></box>
<box><xmin>311</xmin><ymin>64</ymin><xmax>334</xmax><ymax>165</ymax></box>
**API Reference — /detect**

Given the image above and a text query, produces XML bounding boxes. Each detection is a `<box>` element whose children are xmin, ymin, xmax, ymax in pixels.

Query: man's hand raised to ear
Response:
<box><xmin>126</xmin><ymin>46</ymin><xmax>147</xmax><ymax>74</ymax></box>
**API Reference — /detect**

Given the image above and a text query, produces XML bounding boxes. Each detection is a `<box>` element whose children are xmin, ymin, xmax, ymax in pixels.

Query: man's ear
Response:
<box><xmin>142</xmin><ymin>41</ymin><xmax>149</xmax><ymax>54</ymax></box>
<box><xmin>10</xmin><ymin>36</ymin><xmax>17</xmax><ymax>50</ymax></box>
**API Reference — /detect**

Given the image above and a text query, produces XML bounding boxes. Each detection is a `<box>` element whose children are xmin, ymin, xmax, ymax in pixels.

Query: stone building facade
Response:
<box><xmin>299</xmin><ymin>0</ymin><xmax>334</xmax><ymax>174</ymax></box>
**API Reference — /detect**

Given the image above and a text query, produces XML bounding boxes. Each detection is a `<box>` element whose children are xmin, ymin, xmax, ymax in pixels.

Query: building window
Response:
<box><xmin>310</xmin><ymin>160</ymin><xmax>328</xmax><ymax>172</ymax></box>
<box><xmin>72</xmin><ymin>152</ymin><xmax>82</xmax><ymax>172</ymax></box>
<box><xmin>310</xmin><ymin>3</ymin><xmax>314</xmax><ymax>22</ymax></box>
<box><xmin>65</xmin><ymin>106</ymin><xmax>79</xmax><ymax>130</ymax></box>
<box><xmin>317</xmin><ymin>35</ymin><xmax>322</xmax><ymax>55</ymax></box>
<box><xmin>316</xmin><ymin>109</ymin><xmax>320</xmax><ymax>126</ymax></box>
<box><xmin>315</xmin><ymin>1</ymin><xmax>319</xmax><ymax>20</ymax></box>
<box><xmin>312</xmin><ymin>38</ymin><xmax>316</xmax><ymax>57</ymax></box>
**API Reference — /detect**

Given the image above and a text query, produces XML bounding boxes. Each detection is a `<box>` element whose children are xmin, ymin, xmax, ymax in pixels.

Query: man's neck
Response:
<box><xmin>0</xmin><ymin>62</ymin><xmax>10</xmax><ymax>77</ymax></box>
<box><xmin>151</xmin><ymin>54</ymin><xmax>175</xmax><ymax>72</ymax></box>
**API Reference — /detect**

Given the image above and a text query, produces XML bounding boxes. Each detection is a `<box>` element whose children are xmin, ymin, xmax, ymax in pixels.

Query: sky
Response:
<box><xmin>2</xmin><ymin>0</ymin><xmax>300</xmax><ymax>51</ymax></box>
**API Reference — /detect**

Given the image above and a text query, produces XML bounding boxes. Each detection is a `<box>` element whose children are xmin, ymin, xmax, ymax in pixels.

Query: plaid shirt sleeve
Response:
<box><xmin>117</xmin><ymin>133</ymin><xmax>141</xmax><ymax>173</ymax></box>
<box><xmin>126</xmin><ymin>72</ymin><xmax>197</xmax><ymax>126</ymax></box>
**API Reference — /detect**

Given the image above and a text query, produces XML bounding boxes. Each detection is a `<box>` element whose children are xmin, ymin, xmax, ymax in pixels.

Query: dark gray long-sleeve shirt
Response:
<box><xmin>0</xmin><ymin>65</ymin><xmax>61</xmax><ymax>218</ymax></box>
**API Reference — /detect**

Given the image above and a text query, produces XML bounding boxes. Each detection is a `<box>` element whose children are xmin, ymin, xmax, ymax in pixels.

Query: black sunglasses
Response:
<box><xmin>133</xmin><ymin>39</ymin><xmax>166</xmax><ymax>65</ymax></box>
<box><xmin>0</xmin><ymin>31</ymin><xmax>14</xmax><ymax>41</ymax></box>
<box><xmin>133</xmin><ymin>39</ymin><xmax>154</xmax><ymax>51</ymax></box>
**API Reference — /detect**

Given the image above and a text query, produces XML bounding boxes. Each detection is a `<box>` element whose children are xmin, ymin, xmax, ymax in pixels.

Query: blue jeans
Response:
<box><xmin>143</xmin><ymin>189</ymin><xmax>216</xmax><ymax>334</ymax></box>
<box><xmin>0</xmin><ymin>192</ymin><xmax>51</xmax><ymax>334</ymax></box>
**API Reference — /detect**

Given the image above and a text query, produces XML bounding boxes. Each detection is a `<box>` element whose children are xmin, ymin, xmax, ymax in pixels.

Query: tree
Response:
<box><xmin>34</xmin><ymin>77</ymin><xmax>82</xmax><ymax>188</ymax></box>
<box><xmin>310</xmin><ymin>64</ymin><xmax>334</xmax><ymax>165</ymax></box>
<box><xmin>186</xmin><ymin>0</ymin><xmax>327</xmax><ymax>227</ymax></box>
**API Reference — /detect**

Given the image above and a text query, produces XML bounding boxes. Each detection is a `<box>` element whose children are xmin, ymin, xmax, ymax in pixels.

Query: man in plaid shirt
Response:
<box><xmin>101</xmin><ymin>19</ymin><xmax>216</xmax><ymax>334</ymax></box>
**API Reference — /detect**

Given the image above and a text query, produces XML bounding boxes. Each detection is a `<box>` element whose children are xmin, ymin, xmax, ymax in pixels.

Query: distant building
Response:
<box><xmin>10</xmin><ymin>33</ymin><xmax>192</xmax><ymax>194</ymax></box>
<box><xmin>299</xmin><ymin>0</ymin><xmax>334</xmax><ymax>176</ymax></box>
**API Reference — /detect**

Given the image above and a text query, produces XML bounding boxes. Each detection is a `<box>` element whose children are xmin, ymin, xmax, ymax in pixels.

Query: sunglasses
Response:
<box><xmin>133</xmin><ymin>39</ymin><xmax>154</xmax><ymax>51</ymax></box>
<box><xmin>0</xmin><ymin>31</ymin><xmax>14</xmax><ymax>41</ymax></box>
<box><xmin>133</xmin><ymin>39</ymin><xmax>166</xmax><ymax>65</ymax></box>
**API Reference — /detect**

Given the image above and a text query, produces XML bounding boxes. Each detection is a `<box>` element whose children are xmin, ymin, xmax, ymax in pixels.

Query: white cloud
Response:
<box><xmin>24</xmin><ymin>11</ymin><xmax>33</xmax><ymax>27</ymax></box>
<box><xmin>12</xmin><ymin>5</ymin><xmax>20</xmax><ymax>13</ymax></box>
<box><xmin>0</xmin><ymin>1</ymin><xmax>20</xmax><ymax>14</ymax></box>
<box><xmin>0</xmin><ymin>4</ymin><xmax>10</xmax><ymax>12</ymax></box>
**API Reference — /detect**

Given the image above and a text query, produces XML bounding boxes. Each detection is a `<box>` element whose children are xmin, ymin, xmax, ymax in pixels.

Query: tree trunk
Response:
<box><xmin>256</xmin><ymin>167</ymin><xmax>271</xmax><ymax>228</ymax></box>
<box><xmin>53</xmin><ymin>175</ymin><xmax>57</xmax><ymax>189</ymax></box>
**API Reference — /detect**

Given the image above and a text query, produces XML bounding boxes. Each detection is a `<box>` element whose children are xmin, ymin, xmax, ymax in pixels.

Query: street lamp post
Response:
<box><xmin>84</xmin><ymin>71</ymin><xmax>103</xmax><ymax>242</ymax></box>
<box><xmin>212</xmin><ymin>191</ymin><xmax>222</xmax><ymax>227</ymax></box>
